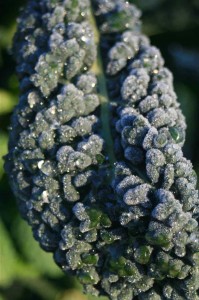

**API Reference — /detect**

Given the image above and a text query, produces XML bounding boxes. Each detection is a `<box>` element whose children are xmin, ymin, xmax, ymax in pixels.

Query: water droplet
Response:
<box><xmin>169</xmin><ymin>127</ymin><xmax>184</xmax><ymax>143</ymax></box>
<box><xmin>37</xmin><ymin>160</ymin><xmax>44</xmax><ymax>169</ymax></box>
<box><xmin>42</xmin><ymin>190</ymin><xmax>49</xmax><ymax>203</ymax></box>
<box><xmin>153</xmin><ymin>69</ymin><xmax>159</xmax><ymax>74</ymax></box>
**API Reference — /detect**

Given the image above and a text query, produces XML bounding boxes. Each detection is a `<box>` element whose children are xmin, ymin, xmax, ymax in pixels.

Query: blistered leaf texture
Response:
<box><xmin>5</xmin><ymin>0</ymin><xmax>199</xmax><ymax>299</ymax></box>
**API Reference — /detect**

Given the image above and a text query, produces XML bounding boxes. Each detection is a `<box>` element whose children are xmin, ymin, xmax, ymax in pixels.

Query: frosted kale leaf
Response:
<box><xmin>5</xmin><ymin>0</ymin><xmax>199</xmax><ymax>299</ymax></box>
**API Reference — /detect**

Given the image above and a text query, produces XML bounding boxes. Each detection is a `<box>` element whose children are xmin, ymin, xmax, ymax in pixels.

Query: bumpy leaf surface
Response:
<box><xmin>5</xmin><ymin>0</ymin><xmax>199</xmax><ymax>299</ymax></box>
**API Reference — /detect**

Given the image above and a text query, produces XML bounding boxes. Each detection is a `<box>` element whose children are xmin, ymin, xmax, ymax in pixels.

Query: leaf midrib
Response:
<box><xmin>90</xmin><ymin>8</ymin><xmax>116</xmax><ymax>180</ymax></box>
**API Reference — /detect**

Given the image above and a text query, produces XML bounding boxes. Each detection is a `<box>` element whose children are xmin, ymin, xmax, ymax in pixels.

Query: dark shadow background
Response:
<box><xmin>0</xmin><ymin>0</ymin><xmax>199</xmax><ymax>299</ymax></box>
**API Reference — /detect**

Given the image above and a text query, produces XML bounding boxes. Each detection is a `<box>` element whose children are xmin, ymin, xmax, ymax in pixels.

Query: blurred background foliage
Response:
<box><xmin>0</xmin><ymin>0</ymin><xmax>199</xmax><ymax>299</ymax></box>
